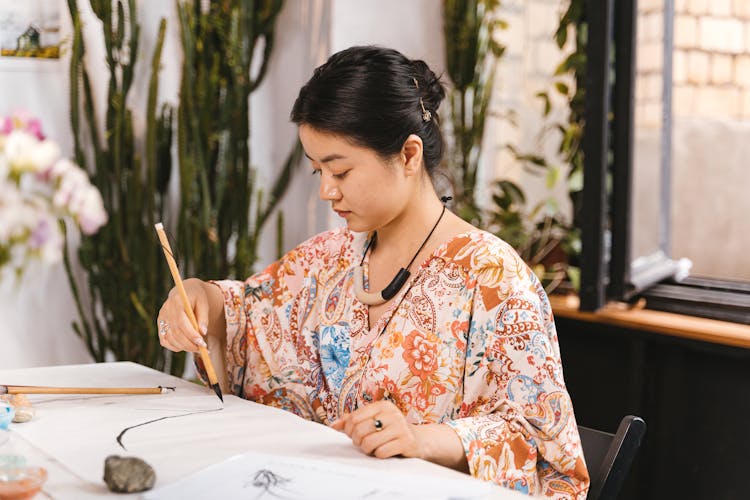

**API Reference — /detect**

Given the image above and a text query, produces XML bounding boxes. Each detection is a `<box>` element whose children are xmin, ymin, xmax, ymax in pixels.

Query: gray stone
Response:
<box><xmin>103</xmin><ymin>455</ymin><xmax>156</xmax><ymax>493</ymax></box>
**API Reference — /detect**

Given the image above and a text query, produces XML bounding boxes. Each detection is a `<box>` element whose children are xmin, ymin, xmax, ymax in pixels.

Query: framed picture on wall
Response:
<box><xmin>0</xmin><ymin>0</ymin><xmax>61</xmax><ymax>59</ymax></box>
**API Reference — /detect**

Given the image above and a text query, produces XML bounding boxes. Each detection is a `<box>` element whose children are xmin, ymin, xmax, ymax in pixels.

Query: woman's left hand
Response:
<box><xmin>331</xmin><ymin>401</ymin><xmax>424</xmax><ymax>459</ymax></box>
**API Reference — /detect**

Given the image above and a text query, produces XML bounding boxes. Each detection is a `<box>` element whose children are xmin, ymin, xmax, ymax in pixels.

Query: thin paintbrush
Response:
<box><xmin>154</xmin><ymin>222</ymin><xmax>224</xmax><ymax>402</ymax></box>
<box><xmin>0</xmin><ymin>385</ymin><xmax>175</xmax><ymax>395</ymax></box>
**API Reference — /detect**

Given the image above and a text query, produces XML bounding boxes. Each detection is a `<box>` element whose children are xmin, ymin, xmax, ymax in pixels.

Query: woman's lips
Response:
<box><xmin>334</xmin><ymin>209</ymin><xmax>351</xmax><ymax>218</ymax></box>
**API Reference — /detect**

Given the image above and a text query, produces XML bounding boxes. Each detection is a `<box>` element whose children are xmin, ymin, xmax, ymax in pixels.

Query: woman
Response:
<box><xmin>157</xmin><ymin>46</ymin><xmax>589</xmax><ymax>498</ymax></box>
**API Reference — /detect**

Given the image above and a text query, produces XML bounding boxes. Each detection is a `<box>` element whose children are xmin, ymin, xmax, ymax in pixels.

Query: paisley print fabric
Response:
<box><xmin>202</xmin><ymin>228</ymin><xmax>589</xmax><ymax>498</ymax></box>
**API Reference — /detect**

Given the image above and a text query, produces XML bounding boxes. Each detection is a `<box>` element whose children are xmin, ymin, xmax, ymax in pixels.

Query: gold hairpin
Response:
<box><xmin>412</xmin><ymin>77</ymin><xmax>431</xmax><ymax>122</ymax></box>
<box><xmin>420</xmin><ymin>101</ymin><xmax>432</xmax><ymax>122</ymax></box>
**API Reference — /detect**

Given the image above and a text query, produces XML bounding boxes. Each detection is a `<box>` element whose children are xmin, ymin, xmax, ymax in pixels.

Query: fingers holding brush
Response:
<box><xmin>157</xmin><ymin>278</ymin><xmax>208</xmax><ymax>353</ymax></box>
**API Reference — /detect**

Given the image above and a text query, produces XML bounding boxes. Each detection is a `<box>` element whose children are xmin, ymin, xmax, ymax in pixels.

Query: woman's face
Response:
<box><xmin>299</xmin><ymin>124</ymin><xmax>413</xmax><ymax>233</ymax></box>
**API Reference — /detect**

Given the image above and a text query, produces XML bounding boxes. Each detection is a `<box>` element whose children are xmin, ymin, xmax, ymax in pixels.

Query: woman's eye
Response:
<box><xmin>333</xmin><ymin>171</ymin><xmax>349</xmax><ymax>179</ymax></box>
<box><xmin>311</xmin><ymin>169</ymin><xmax>321</xmax><ymax>176</ymax></box>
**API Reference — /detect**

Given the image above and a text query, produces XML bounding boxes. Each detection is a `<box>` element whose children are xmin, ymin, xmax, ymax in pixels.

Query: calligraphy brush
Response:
<box><xmin>154</xmin><ymin>223</ymin><xmax>224</xmax><ymax>403</ymax></box>
<box><xmin>0</xmin><ymin>385</ymin><xmax>175</xmax><ymax>395</ymax></box>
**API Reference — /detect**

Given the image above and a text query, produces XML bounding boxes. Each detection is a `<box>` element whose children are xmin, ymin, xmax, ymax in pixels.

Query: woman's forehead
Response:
<box><xmin>299</xmin><ymin>125</ymin><xmax>368</xmax><ymax>160</ymax></box>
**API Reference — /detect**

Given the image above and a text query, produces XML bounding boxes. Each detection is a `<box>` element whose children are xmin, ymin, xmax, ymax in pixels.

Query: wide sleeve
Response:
<box><xmin>444</xmin><ymin>253</ymin><xmax>589</xmax><ymax>498</ymax></box>
<box><xmin>195</xmin><ymin>228</ymin><xmax>353</xmax><ymax>410</ymax></box>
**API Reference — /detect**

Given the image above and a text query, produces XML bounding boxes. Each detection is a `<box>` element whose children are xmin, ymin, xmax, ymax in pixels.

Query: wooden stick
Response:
<box><xmin>1</xmin><ymin>385</ymin><xmax>174</xmax><ymax>395</ymax></box>
<box><xmin>154</xmin><ymin>222</ymin><xmax>224</xmax><ymax>402</ymax></box>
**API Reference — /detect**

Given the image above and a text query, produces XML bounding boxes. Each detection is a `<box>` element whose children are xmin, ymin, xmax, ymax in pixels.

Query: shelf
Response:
<box><xmin>550</xmin><ymin>294</ymin><xmax>750</xmax><ymax>349</ymax></box>
<box><xmin>0</xmin><ymin>56</ymin><xmax>62</xmax><ymax>73</ymax></box>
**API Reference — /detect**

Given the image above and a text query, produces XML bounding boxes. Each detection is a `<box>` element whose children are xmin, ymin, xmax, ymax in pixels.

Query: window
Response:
<box><xmin>579</xmin><ymin>0</ymin><xmax>750</xmax><ymax>325</ymax></box>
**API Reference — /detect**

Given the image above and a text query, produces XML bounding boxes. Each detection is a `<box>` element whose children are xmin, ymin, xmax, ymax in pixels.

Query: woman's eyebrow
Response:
<box><xmin>304</xmin><ymin>152</ymin><xmax>346</xmax><ymax>163</ymax></box>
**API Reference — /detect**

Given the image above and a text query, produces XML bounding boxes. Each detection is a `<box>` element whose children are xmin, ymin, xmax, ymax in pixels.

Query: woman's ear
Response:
<box><xmin>400</xmin><ymin>134</ymin><xmax>424</xmax><ymax>177</ymax></box>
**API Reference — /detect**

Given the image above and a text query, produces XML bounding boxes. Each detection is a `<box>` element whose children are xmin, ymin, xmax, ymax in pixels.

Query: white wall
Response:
<box><xmin>0</xmin><ymin>0</ymin><xmax>91</xmax><ymax>369</ymax></box>
<box><xmin>330</xmin><ymin>0</ymin><xmax>443</xmax><ymax>67</ymax></box>
<box><xmin>253</xmin><ymin>0</ymin><xmax>333</xmax><ymax>263</ymax></box>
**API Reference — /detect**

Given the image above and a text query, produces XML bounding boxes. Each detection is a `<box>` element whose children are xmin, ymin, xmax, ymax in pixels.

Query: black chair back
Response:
<box><xmin>578</xmin><ymin>415</ymin><xmax>646</xmax><ymax>500</ymax></box>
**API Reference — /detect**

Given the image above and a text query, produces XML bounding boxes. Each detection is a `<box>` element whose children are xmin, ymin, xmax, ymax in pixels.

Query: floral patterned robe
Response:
<box><xmin>203</xmin><ymin>228</ymin><xmax>589</xmax><ymax>498</ymax></box>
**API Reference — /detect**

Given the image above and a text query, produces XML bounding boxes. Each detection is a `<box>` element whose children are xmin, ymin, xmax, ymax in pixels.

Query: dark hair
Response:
<box><xmin>290</xmin><ymin>46</ymin><xmax>446</xmax><ymax>175</ymax></box>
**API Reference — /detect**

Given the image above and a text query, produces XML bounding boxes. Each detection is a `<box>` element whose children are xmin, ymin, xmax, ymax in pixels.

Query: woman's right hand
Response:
<box><xmin>156</xmin><ymin>278</ymin><xmax>211</xmax><ymax>353</ymax></box>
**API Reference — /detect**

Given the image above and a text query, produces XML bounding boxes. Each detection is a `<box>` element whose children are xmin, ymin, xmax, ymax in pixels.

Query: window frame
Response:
<box><xmin>579</xmin><ymin>0</ymin><xmax>750</xmax><ymax>325</ymax></box>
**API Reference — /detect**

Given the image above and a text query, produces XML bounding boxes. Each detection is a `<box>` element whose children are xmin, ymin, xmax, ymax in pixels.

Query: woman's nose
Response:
<box><xmin>319</xmin><ymin>176</ymin><xmax>341</xmax><ymax>201</ymax></box>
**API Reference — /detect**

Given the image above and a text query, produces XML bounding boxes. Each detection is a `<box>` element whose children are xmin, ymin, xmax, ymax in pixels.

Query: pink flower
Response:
<box><xmin>25</xmin><ymin>119</ymin><xmax>45</xmax><ymax>141</ymax></box>
<box><xmin>0</xmin><ymin>110</ymin><xmax>45</xmax><ymax>140</ymax></box>
<box><xmin>0</xmin><ymin>112</ymin><xmax>106</xmax><ymax>278</ymax></box>
<box><xmin>1</xmin><ymin>117</ymin><xmax>12</xmax><ymax>135</ymax></box>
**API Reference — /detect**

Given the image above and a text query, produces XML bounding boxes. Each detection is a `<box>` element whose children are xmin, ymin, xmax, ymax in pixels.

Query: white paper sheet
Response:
<box><xmin>145</xmin><ymin>451</ymin><xmax>492</xmax><ymax>500</ymax></box>
<box><xmin>3</xmin><ymin>362</ymin><xmax>225</xmax><ymax>484</ymax></box>
<box><xmin>2</xmin><ymin>363</ymin><xmax>331</xmax><ymax>484</ymax></box>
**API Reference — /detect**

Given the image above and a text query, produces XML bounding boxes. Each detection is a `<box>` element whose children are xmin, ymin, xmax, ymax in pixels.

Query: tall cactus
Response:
<box><xmin>65</xmin><ymin>0</ymin><xmax>182</xmax><ymax>374</ymax></box>
<box><xmin>65</xmin><ymin>0</ymin><xmax>299</xmax><ymax>375</ymax></box>
<box><xmin>176</xmin><ymin>0</ymin><xmax>301</xmax><ymax>281</ymax></box>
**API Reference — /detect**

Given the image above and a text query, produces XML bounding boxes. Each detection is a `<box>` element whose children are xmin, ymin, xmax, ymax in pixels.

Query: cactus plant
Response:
<box><xmin>66</xmin><ymin>0</ymin><xmax>180</xmax><ymax>373</ymax></box>
<box><xmin>176</xmin><ymin>0</ymin><xmax>301</xmax><ymax>281</ymax></box>
<box><xmin>65</xmin><ymin>0</ymin><xmax>298</xmax><ymax>375</ymax></box>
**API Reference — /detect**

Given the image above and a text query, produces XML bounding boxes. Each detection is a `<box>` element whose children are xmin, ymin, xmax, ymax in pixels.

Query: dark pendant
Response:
<box><xmin>381</xmin><ymin>268</ymin><xmax>411</xmax><ymax>301</ymax></box>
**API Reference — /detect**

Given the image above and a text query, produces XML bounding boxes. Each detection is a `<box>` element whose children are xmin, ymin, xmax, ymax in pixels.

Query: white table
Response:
<box><xmin>0</xmin><ymin>362</ymin><xmax>529</xmax><ymax>499</ymax></box>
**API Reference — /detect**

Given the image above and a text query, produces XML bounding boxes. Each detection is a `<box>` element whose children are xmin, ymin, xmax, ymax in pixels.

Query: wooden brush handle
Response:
<box><xmin>6</xmin><ymin>386</ymin><xmax>166</xmax><ymax>395</ymax></box>
<box><xmin>154</xmin><ymin>223</ymin><xmax>220</xmax><ymax>387</ymax></box>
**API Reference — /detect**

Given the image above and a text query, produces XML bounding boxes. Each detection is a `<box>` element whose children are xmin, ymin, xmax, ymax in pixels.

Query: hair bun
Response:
<box><xmin>292</xmin><ymin>46</ymin><xmax>446</xmax><ymax>174</ymax></box>
<box><xmin>411</xmin><ymin>59</ymin><xmax>446</xmax><ymax>109</ymax></box>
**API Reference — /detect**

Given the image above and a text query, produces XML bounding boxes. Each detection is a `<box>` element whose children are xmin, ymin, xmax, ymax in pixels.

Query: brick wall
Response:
<box><xmin>487</xmin><ymin>1</ymin><xmax>748</xmax><ymax>281</ymax></box>
<box><xmin>638</xmin><ymin>0</ymin><xmax>750</xmax><ymax>126</ymax></box>
<box><xmin>636</xmin><ymin>3</ymin><xmax>665</xmax><ymax>128</ymax></box>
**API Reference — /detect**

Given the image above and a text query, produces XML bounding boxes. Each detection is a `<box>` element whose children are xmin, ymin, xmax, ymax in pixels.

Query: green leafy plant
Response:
<box><xmin>508</xmin><ymin>0</ymin><xmax>586</xmax><ymax>290</ymax></box>
<box><xmin>485</xmin><ymin>179</ymin><xmax>579</xmax><ymax>292</ymax></box>
<box><xmin>442</xmin><ymin>0</ymin><xmax>584</xmax><ymax>293</ymax></box>
<box><xmin>442</xmin><ymin>0</ymin><xmax>506</xmax><ymax>226</ymax></box>
<box><xmin>535</xmin><ymin>0</ymin><xmax>585</xmax><ymax>250</ymax></box>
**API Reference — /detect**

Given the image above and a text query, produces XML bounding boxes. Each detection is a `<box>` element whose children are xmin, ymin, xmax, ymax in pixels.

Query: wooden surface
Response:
<box><xmin>550</xmin><ymin>294</ymin><xmax>750</xmax><ymax>349</ymax></box>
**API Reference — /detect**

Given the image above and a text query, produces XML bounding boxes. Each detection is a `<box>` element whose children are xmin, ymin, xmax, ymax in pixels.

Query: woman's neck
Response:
<box><xmin>372</xmin><ymin>188</ymin><xmax>445</xmax><ymax>259</ymax></box>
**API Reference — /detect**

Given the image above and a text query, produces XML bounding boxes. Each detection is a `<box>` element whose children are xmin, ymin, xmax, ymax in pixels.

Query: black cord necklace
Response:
<box><xmin>353</xmin><ymin>196</ymin><xmax>451</xmax><ymax>306</ymax></box>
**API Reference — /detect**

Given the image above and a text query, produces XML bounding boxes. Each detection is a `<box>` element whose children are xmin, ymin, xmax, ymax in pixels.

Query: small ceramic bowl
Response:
<box><xmin>0</xmin><ymin>404</ymin><xmax>14</xmax><ymax>430</ymax></box>
<box><xmin>0</xmin><ymin>466</ymin><xmax>48</xmax><ymax>500</ymax></box>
